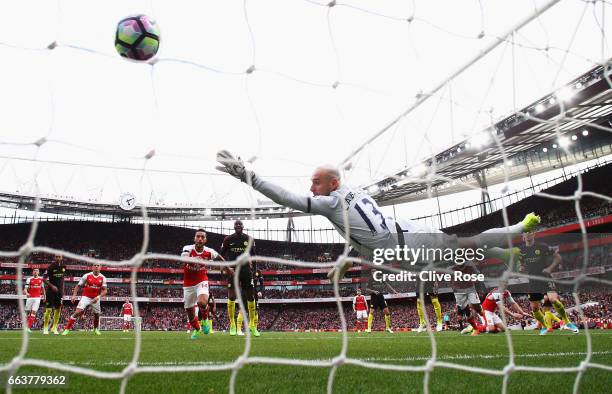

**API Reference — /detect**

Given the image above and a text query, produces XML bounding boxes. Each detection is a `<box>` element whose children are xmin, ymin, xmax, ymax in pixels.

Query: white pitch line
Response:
<box><xmin>31</xmin><ymin>351</ymin><xmax>612</xmax><ymax>367</ymax></box>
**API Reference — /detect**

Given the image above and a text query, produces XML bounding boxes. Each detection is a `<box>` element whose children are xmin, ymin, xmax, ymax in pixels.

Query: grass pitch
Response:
<box><xmin>0</xmin><ymin>329</ymin><xmax>610</xmax><ymax>393</ymax></box>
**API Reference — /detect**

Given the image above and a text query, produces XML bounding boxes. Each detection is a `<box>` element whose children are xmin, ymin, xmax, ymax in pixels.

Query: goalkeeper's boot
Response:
<box><xmin>563</xmin><ymin>322</ymin><xmax>579</xmax><ymax>334</ymax></box>
<box><xmin>229</xmin><ymin>326</ymin><xmax>237</xmax><ymax>336</ymax></box>
<box><xmin>539</xmin><ymin>327</ymin><xmax>550</xmax><ymax>336</ymax></box>
<box><xmin>61</xmin><ymin>329</ymin><xmax>70</xmax><ymax>336</ymax></box>
<box><xmin>42</xmin><ymin>328</ymin><xmax>49</xmax><ymax>335</ymax></box>
<box><xmin>93</xmin><ymin>329</ymin><xmax>101</xmax><ymax>336</ymax></box>
<box><xmin>237</xmin><ymin>329</ymin><xmax>245</xmax><ymax>336</ymax></box>
<box><xmin>250</xmin><ymin>327</ymin><xmax>261</xmax><ymax>337</ymax></box>
<box><xmin>461</xmin><ymin>325</ymin><xmax>474</xmax><ymax>335</ymax></box>
<box><xmin>190</xmin><ymin>330</ymin><xmax>200</xmax><ymax>340</ymax></box>
<box><xmin>522</xmin><ymin>213</ymin><xmax>541</xmax><ymax>233</ymax></box>
<box><xmin>202</xmin><ymin>320</ymin><xmax>210</xmax><ymax>335</ymax></box>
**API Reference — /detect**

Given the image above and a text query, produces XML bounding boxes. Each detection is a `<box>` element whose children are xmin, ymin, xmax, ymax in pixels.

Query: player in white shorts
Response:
<box><xmin>63</xmin><ymin>263</ymin><xmax>107</xmax><ymax>335</ymax></box>
<box><xmin>24</xmin><ymin>268</ymin><xmax>45</xmax><ymax>332</ymax></box>
<box><xmin>216</xmin><ymin>151</ymin><xmax>541</xmax><ymax>277</ymax></box>
<box><xmin>480</xmin><ymin>288</ymin><xmax>530</xmax><ymax>333</ymax></box>
<box><xmin>352</xmin><ymin>288</ymin><xmax>369</xmax><ymax>332</ymax></box>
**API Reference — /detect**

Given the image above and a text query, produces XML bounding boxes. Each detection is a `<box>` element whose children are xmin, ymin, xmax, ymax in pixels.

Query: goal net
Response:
<box><xmin>0</xmin><ymin>0</ymin><xmax>611</xmax><ymax>393</ymax></box>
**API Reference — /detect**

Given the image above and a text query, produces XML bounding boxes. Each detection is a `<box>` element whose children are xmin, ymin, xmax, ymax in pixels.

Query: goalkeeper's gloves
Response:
<box><xmin>216</xmin><ymin>150</ymin><xmax>257</xmax><ymax>184</ymax></box>
<box><xmin>521</xmin><ymin>212</ymin><xmax>541</xmax><ymax>233</ymax></box>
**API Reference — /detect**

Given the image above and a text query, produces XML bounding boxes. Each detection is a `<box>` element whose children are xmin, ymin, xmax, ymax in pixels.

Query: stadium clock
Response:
<box><xmin>119</xmin><ymin>193</ymin><xmax>137</xmax><ymax>211</ymax></box>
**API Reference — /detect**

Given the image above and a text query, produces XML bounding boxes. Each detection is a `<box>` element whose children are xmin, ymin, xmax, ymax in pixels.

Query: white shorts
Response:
<box><xmin>484</xmin><ymin>310</ymin><xmax>502</xmax><ymax>327</ymax></box>
<box><xmin>356</xmin><ymin>310</ymin><xmax>368</xmax><ymax>320</ymax></box>
<box><xmin>77</xmin><ymin>296</ymin><xmax>101</xmax><ymax>314</ymax></box>
<box><xmin>183</xmin><ymin>281</ymin><xmax>209</xmax><ymax>308</ymax></box>
<box><xmin>25</xmin><ymin>297</ymin><xmax>41</xmax><ymax>312</ymax></box>
<box><xmin>454</xmin><ymin>292</ymin><xmax>480</xmax><ymax>310</ymax></box>
<box><xmin>123</xmin><ymin>314</ymin><xmax>132</xmax><ymax>322</ymax></box>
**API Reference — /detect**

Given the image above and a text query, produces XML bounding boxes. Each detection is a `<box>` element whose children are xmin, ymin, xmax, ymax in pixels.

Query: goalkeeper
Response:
<box><xmin>217</xmin><ymin>151</ymin><xmax>540</xmax><ymax>273</ymax></box>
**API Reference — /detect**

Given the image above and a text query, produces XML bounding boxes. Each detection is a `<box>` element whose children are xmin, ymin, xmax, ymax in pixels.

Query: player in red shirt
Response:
<box><xmin>121</xmin><ymin>299</ymin><xmax>133</xmax><ymax>332</ymax></box>
<box><xmin>24</xmin><ymin>268</ymin><xmax>45</xmax><ymax>333</ymax></box>
<box><xmin>353</xmin><ymin>288</ymin><xmax>369</xmax><ymax>332</ymax></box>
<box><xmin>62</xmin><ymin>263</ymin><xmax>107</xmax><ymax>335</ymax></box>
<box><xmin>181</xmin><ymin>229</ymin><xmax>224</xmax><ymax>340</ymax></box>
<box><xmin>478</xmin><ymin>288</ymin><xmax>530</xmax><ymax>333</ymax></box>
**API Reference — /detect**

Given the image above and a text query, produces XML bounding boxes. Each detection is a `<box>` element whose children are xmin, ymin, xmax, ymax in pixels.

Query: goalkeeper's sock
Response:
<box><xmin>416</xmin><ymin>300</ymin><xmax>425</xmax><ymax>326</ymax></box>
<box><xmin>237</xmin><ymin>311</ymin><xmax>244</xmax><ymax>332</ymax></box>
<box><xmin>431</xmin><ymin>297</ymin><xmax>442</xmax><ymax>325</ymax></box>
<box><xmin>384</xmin><ymin>314</ymin><xmax>391</xmax><ymax>330</ymax></box>
<box><xmin>367</xmin><ymin>312</ymin><xmax>374</xmax><ymax>331</ymax></box>
<box><xmin>533</xmin><ymin>309</ymin><xmax>547</xmax><ymax>328</ymax></box>
<box><xmin>43</xmin><ymin>309</ymin><xmax>51</xmax><ymax>331</ymax></box>
<box><xmin>227</xmin><ymin>300</ymin><xmax>236</xmax><ymax>329</ymax></box>
<box><xmin>65</xmin><ymin>317</ymin><xmax>76</xmax><ymax>331</ymax></box>
<box><xmin>553</xmin><ymin>300</ymin><xmax>570</xmax><ymax>324</ymax></box>
<box><xmin>52</xmin><ymin>309</ymin><xmax>61</xmax><ymax>332</ymax></box>
<box><xmin>247</xmin><ymin>300</ymin><xmax>256</xmax><ymax>329</ymax></box>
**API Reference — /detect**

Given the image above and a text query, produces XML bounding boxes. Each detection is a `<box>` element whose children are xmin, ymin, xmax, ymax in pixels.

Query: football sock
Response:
<box><xmin>431</xmin><ymin>297</ymin><xmax>442</xmax><ymax>325</ymax></box>
<box><xmin>553</xmin><ymin>300</ymin><xmax>570</xmax><ymax>324</ymax></box>
<box><xmin>384</xmin><ymin>314</ymin><xmax>391</xmax><ymax>330</ymax></box>
<box><xmin>93</xmin><ymin>314</ymin><xmax>99</xmax><ymax>329</ymax></box>
<box><xmin>247</xmin><ymin>300</ymin><xmax>256</xmax><ymax>329</ymax></box>
<box><xmin>544</xmin><ymin>310</ymin><xmax>553</xmax><ymax>329</ymax></box>
<box><xmin>43</xmin><ymin>309</ymin><xmax>51</xmax><ymax>330</ymax></box>
<box><xmin>254</xmin><ymin>311</ymin><xmax>259</xmax><ymax>328</ymax></box>
<box><xmin>416</xmin><ymin>300</ymin><xmax>425</xmax><ymax>326</ymax></box>
<box><xmin>550</xmin><ymin>312</ymin><xmax>561</xmax><ymax>323</ymax></box>
<box><xmin>367</xmin><ymin>312</ymin><xmax>374</xmax><ymax>330</ymax></box>
<box><xmin>237</xmin><ymin>311</ymin><xmax>243</xmax><ymax>331</ymax></box>
<box><xmin>190</xmin><ymin>317</ymin><xmax>201</xmax><ymax>331</ymax></box>
<box><xmin>52</xmin><ymin>309</ymin><xmax>61</xmax><ymax>331</ymax></box>
<box><xmin>27</xmin><ymin>315</ymin><xmax>34</xmax><ymax>329</ymax></box>
<box><xmin>227</xmin><ymin>300</ymin><xmax>236</xmax><ymax>329</ymax></box>
<box><xmin>65</xmin><ymin>317</ymin><xmax>76</xmax><ymax>330</ymax></box>
<box><xmin>533</xmin><ymin>309</ymin><xmax>547</xmax><ymax>328</ymax></box>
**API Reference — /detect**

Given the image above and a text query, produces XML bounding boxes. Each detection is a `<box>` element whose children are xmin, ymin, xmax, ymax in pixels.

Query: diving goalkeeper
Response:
<box><xmin>216</xmin><ymin>151</ymin><xmax>540</xmax><ymax>276</ymax></box>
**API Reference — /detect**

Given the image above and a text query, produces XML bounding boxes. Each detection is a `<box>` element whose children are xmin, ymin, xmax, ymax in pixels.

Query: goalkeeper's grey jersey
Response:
<box><xmin>251</xmin><ymin>177</ymin><xmax>454</xmax><ymax>257</ymax></box>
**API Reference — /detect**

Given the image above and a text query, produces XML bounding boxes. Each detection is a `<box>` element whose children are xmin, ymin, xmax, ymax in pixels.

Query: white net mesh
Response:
<box><xmin>0</xmin><ymin>0</ymin><xmax>611</xmax><ymax>393</ymax></box>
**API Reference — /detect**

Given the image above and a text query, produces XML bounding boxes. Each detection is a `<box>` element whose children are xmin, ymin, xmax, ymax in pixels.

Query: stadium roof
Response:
<box><xmin>368</xmin><ymin>62</ymin><xmax>612</xmax><ymax>205</ymax></box>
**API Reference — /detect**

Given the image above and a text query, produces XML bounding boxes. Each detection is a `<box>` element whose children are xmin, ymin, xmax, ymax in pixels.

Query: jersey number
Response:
<box><xmin>354</xmin><ymin>198</ymin><xmax>388</xmax><ymax>234</ymax></box>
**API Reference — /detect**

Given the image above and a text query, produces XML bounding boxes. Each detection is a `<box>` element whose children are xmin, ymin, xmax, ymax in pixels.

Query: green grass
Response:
<box><xmin>0</xmin><ymin>330</ymin><xmax>610</xmax><ymax>393</ymax></box>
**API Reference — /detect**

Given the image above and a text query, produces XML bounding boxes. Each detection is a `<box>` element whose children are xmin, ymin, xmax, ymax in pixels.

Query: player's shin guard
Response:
<box><xmin>431</xmin><ymin>297</ymin><xmax>442</xmax><ymax>325</ymax></box>
<box><xmin>52</xmin><ymin>309</ymin><xmax>61</xmax><ymax>331</ymax></box>
<box><xmin>533</xmin><ymin>309</ymin><xmax>547</xmax><ymax>328</ymax></box>
<box><xmin>247</xmin><ymin>300</ymin><xmax>256</xmax><ymax>329</ymax></box>
<box><xmin>416</xmin><ymin>301</ymin><xmax>425</xmax><ymax>326</ymax></box>
<box><xmin>384</xmin><ymin>314</ymin><xmax>391</xmax><ymax>330</ymax></box>
<box><xmin>367</xmin><ymin>312</ymin><xmax>374</xmax><ymax>331</ymax></box>
<box><xmin>227</xmin><ymin>300</ymin><xmax>236</xmax><ymax>329</ymax></box>
<box><xmin>552</xmin><ymin>300</ymin><xmax>570</xmax><ymax>324</ymax></box>
<box><xmin>43</xmin><ymin>309</ymin><xmax>51</xmax><ymax>331</ymax></box>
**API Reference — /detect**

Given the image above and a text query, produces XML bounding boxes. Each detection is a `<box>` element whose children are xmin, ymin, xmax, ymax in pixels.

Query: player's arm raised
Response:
<box><xmin>216</xmin><ymin>150</ymin><xmax>337</xmax><ymax>216</ymax></box>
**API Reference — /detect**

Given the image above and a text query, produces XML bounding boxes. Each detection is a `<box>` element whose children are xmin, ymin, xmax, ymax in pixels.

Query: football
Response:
<box><xmin>114</xmin><ymin>14</ymin><xmax>160</xmax><ymax>61</ymax></box>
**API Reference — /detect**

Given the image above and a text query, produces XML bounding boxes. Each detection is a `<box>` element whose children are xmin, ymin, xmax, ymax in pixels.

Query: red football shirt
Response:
<box><xmin>26</xmin><ymin>276</ymin><xmax>43</xmax><ymax>298</ymax></box>
<box><xmin>481</xmin><ymin>289</ymin><xmax>514</xmax><ymax>312</ymax></box>
<box><xmin>122</xmin><ymin>302</ymin><xmax>133</xmax><ymax>316</ymax></box>
<box><xmin>353</xmin><ymin>295</ymin><xmax>368</xmax><ymax>311</ymax></box>
<box><xmin>78</xmin><ymin>272</ymin><xmax>107</xmax><ymax>298</ymax></box>
<box><xmin>181</xmin><ymin>244</ymin><xmax>219</xmax><ymax>287</ymax></box>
